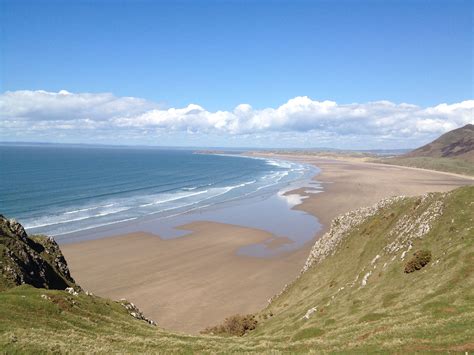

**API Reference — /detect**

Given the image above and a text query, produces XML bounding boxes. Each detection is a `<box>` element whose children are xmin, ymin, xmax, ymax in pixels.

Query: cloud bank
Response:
<box><xmin>1</xmin><ymin>90</ymin><xmax>472</xmax><ymax>148</ymax></box>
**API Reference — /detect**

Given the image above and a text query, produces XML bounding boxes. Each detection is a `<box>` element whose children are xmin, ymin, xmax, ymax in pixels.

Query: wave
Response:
<box><xmin>22</xmin><ymin>155</ymin><xmax>315</xmax><ymax>237</ymax></box>
<box><xmin>265</xmin><ymin>159</ymin><xmax>293</xmax><ymax>169</ymax></box>
<box><xmin>139</xmin><ymin>190</ymin><xmax>209</xmax><ymax>207</ymax></box>
<box><xmin>276</xmin><ymin>171</ymin><xmax>289</xmax><ymax>182</ymax></box>
<box><xmin>149</xmin><ymin>201</ymin><xmax>200</xmax><ymax>215</ymax></box>
<box><xmin>27</xmin><ymin>179</ymin><xmax>260</xmax><ymax>233</ymax></box>
<box><xmin>199</xmin><ymin>180</ymin><xmax>257</xmax><ymax>201</ymax></box>
<box><xmin>25</xmin><ymin>207</ymin><xmax>131</xmax><ymax>229</ymax></box>
<box><xmin>157</xmin><ymin>171</ymin><xmax>292</xmax><ymax>220</ymax></box>
<box><xmin>147</xmin><ymin>180</ymin><xmax>257</xmax><ymax>215</ymax></box>
<box><xmin>63</xmin><ymin>203</ymin><xmax>115</xmax><ymax>215</ymax></box>
<box><xmin>256</xmin><ymin>171</ymin><xmax>289</xmax><ymax>191</ymax></box>
<box><xmin>52</xmin><ymin>217</ymin><xmax>138</xmax><ymax>236</ymax></box>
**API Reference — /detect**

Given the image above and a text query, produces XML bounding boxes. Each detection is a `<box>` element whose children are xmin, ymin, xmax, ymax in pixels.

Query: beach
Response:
<box><xmin>61</xmin><ymin>156</ymin><xmax>473</xmax><ymax>334</ymax></box>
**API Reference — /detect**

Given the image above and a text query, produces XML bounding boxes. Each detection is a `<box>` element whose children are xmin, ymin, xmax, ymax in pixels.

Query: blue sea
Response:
<box><xmin>0</xmin><ymin>145</ymin><xmax>321</xmax><ymax>254</ymax></box>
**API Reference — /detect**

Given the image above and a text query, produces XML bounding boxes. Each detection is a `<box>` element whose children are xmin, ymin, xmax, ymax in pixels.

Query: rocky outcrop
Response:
<box><xmin>302</xmin><ymin>196</ymin><xmax>406</xmax><ymax>273</ymax></box>
<box><xmin>384</xmin><ymin>194</ymin><xmax>444</xmax><ymax>254</ymax></box>
<box><xmin>270</xmin><ymin>190</ymin><xmax>449</xmax><ymax>309</ymax></box>
<box><xmin>0</xmin><ymin>215</ymin><xmax>78</xmax><ymax>291</ymax></box>
<box><xmin>288</xmin><ymin>191</ymin><xmax>449</xmax><ymax>320</ymax></box>
<box><xmin>267</xmin><ymin>196</ymin><xmax>405</xmax><ymax>305</ymax></box>
<box><xmin>0</xmin><ymin>214</ymin><xmax>159</xmax><ymax>326</ymax></box>
<box><xmin>119</xmin><ymin>299</ymin><xmax>157</xmax><ymax>326</ymax></box>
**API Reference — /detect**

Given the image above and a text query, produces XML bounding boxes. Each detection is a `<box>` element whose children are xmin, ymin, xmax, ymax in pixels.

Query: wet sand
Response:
<box><xmin>61</xmin><ymin>156</ymin><xmax>473</xmax><ymax>334</ymax></box>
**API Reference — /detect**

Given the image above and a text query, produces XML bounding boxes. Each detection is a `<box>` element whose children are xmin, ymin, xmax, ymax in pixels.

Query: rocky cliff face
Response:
<box><xmin>0</xmin><ymin>215</ymin><xmax>78</xmax><ymax>291</ymax></box>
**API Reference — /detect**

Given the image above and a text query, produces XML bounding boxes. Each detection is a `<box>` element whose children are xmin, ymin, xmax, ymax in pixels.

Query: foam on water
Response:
<box><xmin>25</xmin><ymin>206</ymin><xmax>132</xmax><ymax>229</ymax></box>
<box><xmin>139</xmin><ymin>190</ymin><xmax>209</xmax><ymax>207</ymax></box>
<box><xmin>25</xmin><ymin>158</ymin><xmax>311</xmax><ymax>237</ymax></box>
<box><xmin>1</xmin><ymin>146</ymin><xmax>321</xmax><ymax>254</ymax></box>
<box><xmin>63</xmin><ymin>203</ymin><xmax>116</xmax><ymax>215</ymax></box>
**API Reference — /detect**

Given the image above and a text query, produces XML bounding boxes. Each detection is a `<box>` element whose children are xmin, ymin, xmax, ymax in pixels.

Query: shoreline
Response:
<box><xmin>52</xmin><ymin>153</ymin><xmax>319</xmax><ymax>250</ymax></box>
<box><xmin>247</xmin><ymin>151</ymin><xmax>474</xmax><ymax>180</ymax></box>
<box><xmin>61</xmin><ymin>155</ymin><xmax>473</xmax><ymax>334</ymax></box>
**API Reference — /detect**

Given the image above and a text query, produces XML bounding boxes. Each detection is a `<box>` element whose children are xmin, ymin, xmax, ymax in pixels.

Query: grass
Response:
<box><xmin>250</xmin><ymin>186</ymin><xmax>474</xmax><ymax>351</ymax></box>
<box><xmin>292</xmin><ymin>327</ymin><xmax>325</xmax><ymax>341</ymax></box>
<box><xmin>0</xmin><ymin>186</ymin><xmax>473</xmax><ymax>352</ymax></box>
<box><xmin>375</xmin><ymin>156</ymin><xmax>474</xmax><ymax>176</ymax></box>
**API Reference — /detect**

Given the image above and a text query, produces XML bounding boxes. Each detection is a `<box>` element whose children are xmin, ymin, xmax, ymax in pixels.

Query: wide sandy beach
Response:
<box><xmin>62</xmin><ymin>156</ymin><xmax>473</xmax><ymax>334</ymax></box>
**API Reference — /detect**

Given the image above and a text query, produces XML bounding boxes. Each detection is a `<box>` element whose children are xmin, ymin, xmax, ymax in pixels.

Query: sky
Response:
<box><xmin>0</xmin><ymin>0</ymin><xmax>473</xmax><ymax>148</ymax></box>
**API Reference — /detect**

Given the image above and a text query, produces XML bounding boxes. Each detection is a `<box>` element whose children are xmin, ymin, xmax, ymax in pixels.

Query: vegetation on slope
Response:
<box><xmin>0</xmin><ymin>187</ymin><xmax>473</xmax><ymax>352</ymax></box>
<box><xmin>377</xmin><ymin>124</ymin><xmax>474</xmax><ymax>176</ymax></box>
<box><xmin>252</xmin><ymin>186</ymin><xmax>474</xmax><ymax>352</ymax></box>
<box><xmin>202</xmin><ymin>313</ymin><xmax>258</xmax><ymax>336</ymax></box>
<box><xmin>403</xmin><ymin>124</ymin><xmax>474</xmax><ymax>161</ymax></box>
<box><xmin>377</xmin><ymin>156</ymin><xmax>474</xmax><ymax>176</ymax></box>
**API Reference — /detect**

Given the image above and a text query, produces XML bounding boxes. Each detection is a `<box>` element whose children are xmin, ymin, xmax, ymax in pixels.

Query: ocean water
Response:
<box><xmin>0</xmin><ymin>145</ymin><xmax>320</xmax><ymax>252</ymax></box>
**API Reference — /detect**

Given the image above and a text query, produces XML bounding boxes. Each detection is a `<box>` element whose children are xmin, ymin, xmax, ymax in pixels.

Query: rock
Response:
<box><xmin>371</xmin><ymin>255</ymin><xmax>380</xmax><ymax>265</ymax></box>
<box><xmin>302</xmin><ymin>307</ymin><xmax>318</xmax><ymax>320</ymax></box>
<box><xmin>361</xmin><ymin>271</ymin><xmax>372</xmax><ymax>287</ymax></box>
<box><xmin>6</xmin><ymin>219</ymin><xmax>28</xmax><ymax>242</ymax></box>
<box><xmin>384</xmin><ymin>195</ymin><xmax>444</xmax><ymax>254</ymax></box>
<box><xmin>65</xmin><ymin>287</ymin><xmax>79</xmax><ymax>296</ymax></box>
<box><xmin>302</xmin><ymin>196</ymin><xmax>405</xmax><ymax>273</ymax></box>
<box><xmin>0</xmin><ymin>215</ymin><xmax>79</xmax><ymax>290</ymax></box>
<box><xmin>118</xmin><ymin>299</ymin><xmax>157</xmax><ymax>326</ymax></box>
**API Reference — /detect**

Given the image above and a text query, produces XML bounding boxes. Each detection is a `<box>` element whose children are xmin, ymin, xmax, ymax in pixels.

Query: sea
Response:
<box><xmin>0</xmin><ymin>145</ymin><xmax>321</xmax><ymax>256</ymax></box>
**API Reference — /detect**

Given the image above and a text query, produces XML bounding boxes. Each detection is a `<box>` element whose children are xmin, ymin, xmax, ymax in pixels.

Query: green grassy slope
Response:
<box><xmin>252</xmin><ymin>186</ymin><xmax>474</xmax><ymax>352</ymax></box>
<box><xmin>1</xmin><ymin>187</ymin><xmax>473</xmax><ymax>353</ymax></box>
<box><xmin>376</xmin><ymin>156</ymin><xmax>474</xmax><ymax>176</ymax></box>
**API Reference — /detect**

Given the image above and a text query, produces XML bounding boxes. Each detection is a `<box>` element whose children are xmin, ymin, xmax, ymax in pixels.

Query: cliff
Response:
<box><xmin>0</xmin><ymin>215</ymin><xmax>77</xmax><ymax>291</ymax></box>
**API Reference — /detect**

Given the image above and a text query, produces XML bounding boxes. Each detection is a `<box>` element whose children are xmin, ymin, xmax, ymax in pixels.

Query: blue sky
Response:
<box><xmin>0</xmin><ymin>0</ymin><xmax>473</xmax><ymax>148</ymax></box>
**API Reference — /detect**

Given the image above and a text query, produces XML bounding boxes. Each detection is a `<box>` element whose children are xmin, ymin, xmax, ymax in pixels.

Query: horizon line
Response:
<box><xmin>0</xmin><ymin>141</ymin><xmax>413</xmax><ymax>152</ymax></box>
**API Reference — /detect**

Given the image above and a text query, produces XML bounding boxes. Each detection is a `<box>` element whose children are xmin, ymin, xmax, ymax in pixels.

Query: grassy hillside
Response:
<box><xmin>252</xmin><ymin>186</ymin><xmax>474</xmax><ymax>352</ymax></box>
<box><xmin>377</xmin><ymin>156</ymin><xmax>474</xmax><ymax>176</ymax></box>
<box><xmin>1</xmin><ymin>187</ymin><xmax>473</xmax><ymax>352</ymax></box>
<box><xmin>377</xmin><ymin>124</ymin><xmax>474</xmax><ymax>176</ymax></box>
<box><xmin>405</xmin><ymin>124</ymin><xmax>474</xmax><ymax>161</ymax></box>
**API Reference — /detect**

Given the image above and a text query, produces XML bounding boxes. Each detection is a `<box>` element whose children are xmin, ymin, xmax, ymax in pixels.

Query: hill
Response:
<box><xmin>1</xmin><ymin>186</ymin><xmax>473</xmax><ymax>352</ymax></box>
<box><xmin>378</xmin><ymin>124</ymin><xmax>474</xmax><ymax>175</ymax></box>
<box><xmin>405</xmin><ymin>124</ymin><xmax>474</xmax><ymax>161</ymax></box>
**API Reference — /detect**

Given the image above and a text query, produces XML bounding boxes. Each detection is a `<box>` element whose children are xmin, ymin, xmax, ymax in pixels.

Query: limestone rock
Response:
<box><xmin>119</xmin><ymin>299</ymin><xmax>157</xmax><ymax>326</ymax></box>
<box><xmin>0</xmin><ymin>214</ymin><xmax>78</xmax><ymax>291</ymax></box>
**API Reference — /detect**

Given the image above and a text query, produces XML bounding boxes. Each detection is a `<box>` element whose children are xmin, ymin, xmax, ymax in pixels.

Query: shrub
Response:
<box><xmin>202</xmin><ymin>314</ymin><xmax>257</xmax><ymax>336</ymax></box>
<box><xmin>404</xmin><ymin>250</ymin><xmax>432</xmax><ymax>273</ymax></box>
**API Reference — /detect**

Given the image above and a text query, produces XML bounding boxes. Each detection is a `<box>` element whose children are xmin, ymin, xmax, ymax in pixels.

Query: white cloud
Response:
<box><xmin>0</xmin><ymin>90</ymin><xmax>155</xmax><ymax>121</ymax></box>
<box><xmin>0</xmin><ymin>90</ymin><xmax>472</xmax><ymax>148</ymax></box>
